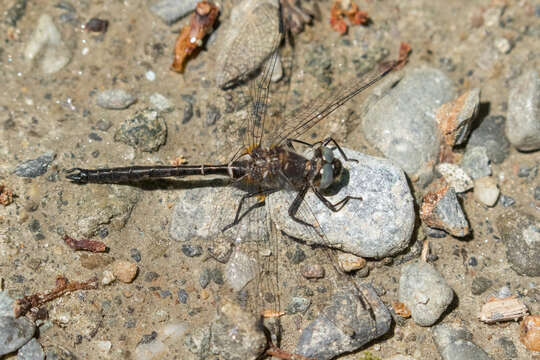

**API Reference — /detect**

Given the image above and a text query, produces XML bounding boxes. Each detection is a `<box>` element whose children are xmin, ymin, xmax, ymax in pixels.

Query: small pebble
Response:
<box><xmin>95</xmin><ymin>340</ymin><xmax>112</xmax><ymax>353</ymax></box>
<box><xmin>85</xmin><ymin>18</ymin><xmax>109</xmax><ymax>33</ymax></box>
<box><xmin>499</xmin><ymin>194</ymin><xmax>515</xmax><ymax>207</ymax></box>
<box><xmin>130</xmin><ymin>248</ymin><xmax>141</xmax><ymax>262</ymax></box>
<box><xmin>301</xmin><ymin>264</ymin><xmax>325</xmax><ymax>279</ymax></box>
<box><xmin>535</xmin><ymin>186</ymin><xmax>540</xmax><ymax>201</ymax></box>
<box><xmin>112</xmin><ymin>260</ymin><xmax>138</xmax><ymax>283</ymax></box>
<box><xmin>460</xmin><ymin>147</ymin><xmax>491</xmax><ymax>179</ymax></box>
<box><xmin>337</xmin><ymin>253</ymin><xmax>366</xmax><ymax>272</ymax></box>
<box><xmin>24</xmin><ymin>14</ymin><xmax>71</xmax><ymax>74</ymax></box>
<box><xmin>144</xmin><ymin>271</ymin><xmax>159</xmax><ymax>282</ymax></box>
<box><xmin>467</xmin><ymin>115</ymin><xmax>510</xmax><ymax>164</ymax></box>
<box><xmin>285</xmin><ymin>296</ymin><xmax>311</xmax><ymax>314</ymax></box>
<box><xmin>474</xmin><ymin>177</ymin><xmax>499</xmax><ymax>206</ymax></box>
<box><xmin>471</xmin><ymin>276</ymin><xmax>493</xmax><ymax>295</ymax></box>
<box><xmin>149</xmin><ymin>93</ymin><xmax>172</xmax><ymax>112</ymax></box>
<box><xmin>200</xmin><ymin>289</ymin><xmax>209</xmax><ymax>300</ymax></box>
<box><xmin>436</xmin><ymin>163</ymin><xmax>473</xmax><ymax>193</ymax></box>
<box><xmin>14</xmin><ymin>152</ymin><xmax>55</xmax><ymax>178</ymax></box>
<box><xmin>114</xmin><ymin>108</ymin><xmax>167</xmax><ymax>152</ymax></box>
<box><xmin>494</xmin><ymin>37</ymin><xmax>512</xmax><ymax>54</ymax></box>
<box><xmin>96</xmin><ymin>89</ymin><xmax>136</xmax><ymax>110</ymax></box>
<box><xmin>101</xmin><ymin>270</ymin><xmax>116</xmax><ymax>285</ymax></box>
<box><xmin>149</xmin><ymin>0</ymin><xmax>199</xmax><ymax>24</ymax></box>
<box><xmin>177</xmin><ymin>289</ymin><xmax>188</xmax><ymax>304</ymax></box>
<box><xmin>145</xmin><ymin>71</ymin><xmax>156</xmax><ymax>81</ymax></box>
<box><xmin>181</xmin><ymin>244</ymin><xmax>202</xmax><ymax>257</ymax></box>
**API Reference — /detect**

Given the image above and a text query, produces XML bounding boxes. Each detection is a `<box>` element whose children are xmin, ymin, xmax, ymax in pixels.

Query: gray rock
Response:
<box><xmin>23</xmin><ymin>14</ymin><xmax>71</xmax><ymax>74</ymax></box>
<box><xmin>433</xmin><ymin>323</ymin><xmax>492</xmax><ymax>360</ymax></box>
<box><xmin>421</xmin><ymin>186</ymin><xmax>469</xmax><ymax>237</ymax></box>
<box><xmin>114</xmin><ymin>108</ymin><xmax>167</xmax><ymax>152</ymax></box>
<box><xmin>0</xmin><ymin>316</ymin><xmax>36</xmax><ymax>356</ymax></box>
<box><xmin>149</xmin><ymin>0</ymin><xmax>199</xmax><ymax>24</ymax></box>
<box><xmin>506</xmin><ymin>69</ymin><xmax>540</xmax><ymax>151</ymax></box>
<box><xmin>471</xmin><ymin>276</ymin><xmax>493</xmax><ymax>295</ymax></box>
<box><xmin>14</xmin><ymin>152</ymin><xmax>55</xmax><ymax>178</ymax></box>
<box><xmin>474</xmin><ymin>177</ymin><xmax>499</xmax><ymax>207</ymax></box>
<box><xmin>439</xmin><ymin>88</ymin><xmax>481</xmax><ymax>146</ymax></box>
<box><xmin>0</xmin><ymin>292</ymin><xmax>15</xmax><ymax>317</ymax></box>
<box><xmin>460</xmin><ymin>146</ymin><xmax>491</xmax><ymax>179</ymax></box>
<box><xmin>432</xmin><ymin>323</ymin><xmax>473</xmax><ymax>351</ymax></box>
<box><xmin>169</xmin><ymin>184</ymin><xmax>267</xmax><ymax>244</ymax></box>
<box><xmin>96</xmin><ymin>89</ymin><xmax>136</xmax><ymax>110</ymax></box>
<box><xmin>44</xmin><ymin>345</ymin><xmax>77</xmax><ymax>360</ymax></box>
<box><xmin>5</xmin><ymin>0</ymin><xmax>27</xmax><ymax>27</ymax></box>
<box><xmin>360</xmin><ymin>66</ymin><xmax>456</xmax><ymax>183</ymax></box>
<box><xmin>216</xmin><ymin>0</ymin><xmax>281</xmax><ymax>89</ymax></box>
<box><xmin>441</xmin><ymin>340</ymin><xmax>492</xmax><ymax>360</ymax></box>
<box><xmin>17</xmin><ymin>338</ymin><xmax>44</xmax><ymax>360</ymax></box>
<box><xmin>468</xmin><ymin>115</ymin><xmax>510</xmax><ymax>164</ymax></box>
<box><xmin>399</xmin><ymin>261</ymin><xmax>454</xmax><ymax>326</ymax></box>
<box><xmin>499</xmin><ymin>194</ymin><xmax>515</xmax><ymax>207</ymax></box>
<box><xmin>268</xmin><ymin>148</ymin><xmax>414</xmax><ymax>258</ymax></box>
<box><xmin>181</xmin><ymin>244</ymin><xmax>202</xmax><ymax>257</ymax></box>
<box><xmin>285</xmin><ymin>296</ymin><xmax>311</xmax><ymax>314</ymax></box>
<box><xmin>498</xmin><ymin>337</ymin><xmax>517</xmax><ymax>359</ymax></box>
<box><xmin>149</xmin><ymin>93</ymin><xmax>173</xmax><ymax>112</ymax></box>
<box><xmin>209</xmin><ymin>301</ymin><xmax>267</xmax><ymax>359</ymax></box>
<box><xmin>435</xmin><ymin>163</ymin><xmax>473</xmax><ymax>193</ymax></box>
<box><xmin>75</xmin><ymin>185</ymin><xmax>140</xmax><ymax>237</ymax></box>
<box><xmin>535</xmin><ymin>186</ymin><xmax>540</xmax><ymax>201</ymax></box>
<box><xmin>496</xmin><ymin>209</ymin><xmax>540</xmax><ymax>276</ymax></box>
<box><xmin>296</xmin><ymin>283</ymin><xmax>391</xmax><ymax>360</ymax></box>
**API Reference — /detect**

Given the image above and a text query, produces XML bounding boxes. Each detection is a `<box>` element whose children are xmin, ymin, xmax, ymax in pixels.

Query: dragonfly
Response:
<box><xmin>66</xmin><ymin>19</ymin><xmax>409</xmax><ymax>358</ymax></box>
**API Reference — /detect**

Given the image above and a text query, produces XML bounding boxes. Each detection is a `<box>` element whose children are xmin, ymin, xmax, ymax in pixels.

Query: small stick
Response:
<box><xmin>14</xmin><ymin>275</ymin><xmax>98</xmax><ymax>318</ymax></box>
<box><xmin>63</xmin><ymin>235</ymin><xmax>107</xmax><ymax>252</ymax></box>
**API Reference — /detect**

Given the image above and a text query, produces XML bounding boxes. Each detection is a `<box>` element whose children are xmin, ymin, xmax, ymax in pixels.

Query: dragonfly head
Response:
<box><xmin>316</xmin><ymin>147</ymin><xmax>343</xmax><ymax>190</ymax></box>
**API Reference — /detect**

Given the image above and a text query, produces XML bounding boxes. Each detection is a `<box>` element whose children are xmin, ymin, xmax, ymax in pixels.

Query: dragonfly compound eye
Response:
<box><xmin>322</xmin><ymin>147</ymin><xmax>334</xmax><ymax>163</ymax></box>
<box><xmin>319</xmin><ymin>163</ymin><xmax>334</xmax><ymax>189</ymax></box>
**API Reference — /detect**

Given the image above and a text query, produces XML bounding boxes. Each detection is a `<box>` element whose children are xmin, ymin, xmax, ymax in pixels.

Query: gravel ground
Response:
<box><xmin>0</xmin><ymin>0</ymin><xmax>539</xmax><ymax>359</ymax></box>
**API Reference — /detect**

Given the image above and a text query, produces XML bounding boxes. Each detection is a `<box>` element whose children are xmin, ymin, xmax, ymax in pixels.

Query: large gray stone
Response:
<box><xmin>359</xmin><ymin>66</ymin><xmax>456</xmax><ymax>183</ymax></box>
<box><xmin>399</xmin><ymin>261</ymin><xmax>454</xmax><ymax>326</ymax></box>
<box><xmin>268</xmin><ymin>148</ymin><xmax>414</xmax><ymax>259</ymax></box>
<box><xmin>0</xmin><ymin>316</ymin><xmax>36</xmax><ymax>356</ymax></box>
<box><xmin>506</xmin><ymin>69</ymin><xmax>540</xmax><ymax>151</ymax></box>
<box><xmin>296</xmin><ymin>283</ymin><xmax>391</xmax><ymax>360</ymax></box>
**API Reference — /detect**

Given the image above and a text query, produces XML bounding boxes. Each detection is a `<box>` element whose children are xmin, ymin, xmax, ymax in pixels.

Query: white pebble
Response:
<box><xmin>436</xmin><ymin>163</ymin><xmax>473</xmax><ymax>193</ymax></box>
<box><xmin>494</xmin><ymin>37</ymin><xmax>511</xmax><ymax>54</ymax></box>
<box><xmin>102</xmin><ymin>270</ymin><xmax>116</xmax><ymax>285</ymax></box>
<box><xmin>96</xmin><ymin>340</ymin><xmax>112</xmax><ymax>353</ymax></box>
<box><xmin>145</xmin><ymin>70</ymin><xmax>156</xmax><ymax>81</ymax></box>
<box><xmin>474</xmin><ymin>177</ymin><xmax>499</xmax><ymax>206</ymax></box>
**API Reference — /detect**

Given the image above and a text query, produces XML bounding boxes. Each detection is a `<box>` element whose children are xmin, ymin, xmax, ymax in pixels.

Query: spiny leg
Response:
<box><xmin>222</xmin><ymin>189</ymin><xmax>277</xmax><ymax>232</ymax></box>
<box><xmin>287</xmin><ymin>185</ymin><xmax>314</xmax><ymax>228</ymax></box>
<box><xmin>321</xmin><ymin>137</ymin><xmax>357</xmax><ymax>162</ymax></box>
<box><xmin>286</xmin><ymin>137</ymin><xmax>358</xmax><ymax>163</ymax></box>
<box><xmin>312</xmin><ymin>186</ymin><xmax>362</xmax><ymax>212</ymax></box>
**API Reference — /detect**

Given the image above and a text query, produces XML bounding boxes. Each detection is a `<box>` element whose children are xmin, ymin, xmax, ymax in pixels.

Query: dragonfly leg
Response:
<box><xmin>285</xmin><ymin>138</ymin><xmax>323</xmax><ymax>151</ymax></box>
<box><xmin>222</xmin><ymin>189</ymin><xmax>277</xmax><ymax>232</ymax></box>
<box><xmin>287</xmin><ymin>185</ymin><xmax>315</xmax><ymax>228</ymax></box>
<box><xmin>312</xmin><ymin>186</ymin><xmax>362</xmax><ymax>212</ymax></box>
<box><xmin>322</xmin><ymin>137</ymin><xmax>358</xmax><ymax>162</ymax></box>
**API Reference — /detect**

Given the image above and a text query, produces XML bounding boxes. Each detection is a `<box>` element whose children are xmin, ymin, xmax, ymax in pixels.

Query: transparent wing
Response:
<box><xmin>267</xmin><ymin>59</ymin><xmax>402</xmax><ymax>146</ymax></box>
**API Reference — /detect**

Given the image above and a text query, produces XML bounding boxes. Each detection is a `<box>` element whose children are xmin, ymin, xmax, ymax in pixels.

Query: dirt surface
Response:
<box><xmin>0</xmin><ymin>0</ymin><xmax>539</xmax><ymax>359</ymax></box>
